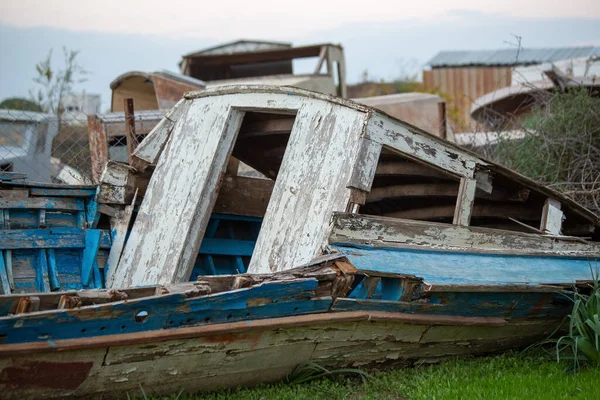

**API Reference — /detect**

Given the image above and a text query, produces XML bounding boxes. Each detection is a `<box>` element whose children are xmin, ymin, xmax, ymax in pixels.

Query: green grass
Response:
<box><xmin>147</xmin><ymin>351</ymin><xmax>600</xmax><ymax>400</ymax></box>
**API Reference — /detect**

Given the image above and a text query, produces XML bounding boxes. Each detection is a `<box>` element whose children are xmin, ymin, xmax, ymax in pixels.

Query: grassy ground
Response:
<box><xmin>151</xmin><ymin>351</ymin><xmax>599</xmax><ymax>400</ymax></box>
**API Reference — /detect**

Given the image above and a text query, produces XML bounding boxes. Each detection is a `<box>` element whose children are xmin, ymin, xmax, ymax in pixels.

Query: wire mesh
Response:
<box><xmin>0</xmin><ymin>109</ymin><xmax>100</xmax><ymax>184</ymax></box>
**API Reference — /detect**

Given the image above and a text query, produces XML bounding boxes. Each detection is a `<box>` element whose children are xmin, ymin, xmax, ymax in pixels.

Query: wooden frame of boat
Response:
<box><xmin>1</xmin><ymin>85</ymin><xmax>599</xmax><ymax>399</ymax></box>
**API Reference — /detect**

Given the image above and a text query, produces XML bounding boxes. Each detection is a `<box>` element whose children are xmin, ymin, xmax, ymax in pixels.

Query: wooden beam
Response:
<box><xmin>347</xmin><ymin>138</ymin><xmax>381</xmax><ymax>192</ymax></box>
<box><xmin>214</xmin><ymin>176</ymin><xmax>274</xmax><ymax>217</ymax></box>
<box><xmin>540</xmin><ymin>198</ymin><xmax>563</xmax><ymax>235</ymax></box>
<box><xmin>329</xmin><ymin>213</ymin><xmax>600</xmax><ymax>257</ymax></box>
<box><xmin>453</xmin><ymin>178</ymin><xmax>477</xmax><ymax>226</ymax></box>
<box><xmin>383</xmin><ymin>203</ymin><xmax>541</xmax><ymax>222</ymax></box>
<box><xmin>375</xmin><ymin>161</ymin><xmax>454</xmax><ymax>179</ymax></box>
<box><xmin>238</xmin><ymin>117</ymin><xmax>295</xmax><ymax>138</ymax></box>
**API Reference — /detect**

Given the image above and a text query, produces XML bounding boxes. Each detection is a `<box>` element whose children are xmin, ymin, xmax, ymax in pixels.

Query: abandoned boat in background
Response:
<box><xmin>0</xmin><ymin>85</ymin><xmax>599</xmax><ymax>399</ymax></box>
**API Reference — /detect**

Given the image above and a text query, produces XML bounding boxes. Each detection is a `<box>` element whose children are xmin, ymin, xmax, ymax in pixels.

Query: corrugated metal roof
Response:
<box><xmin>427</xmin><ymin>46</ymin><xmax>600</xmax><ymax>67</ymax></box>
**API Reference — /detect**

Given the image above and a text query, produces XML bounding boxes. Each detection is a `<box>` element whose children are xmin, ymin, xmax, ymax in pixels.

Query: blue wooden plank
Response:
<box><xmin>35</xmin><ymin>249</ymin><xmax>51</xmax><ymax>293</ymax></box>
<box><xmin>0</xmin><ymin>197</ymin><xmax>84</xmax><ymax>211</ymax></box>
<box><xmin>0</xmin><ymin>228</ymin><xmax>112</xmax><ymax>250</ymax></box>
<box><xmin>47</xmin><ymin>249</ymin><xmax>60</xmax><ymax>291</ymax></box>
<box><xmin>333</xmin><ymin>292</ymin><xmax>572</xmax><ymax>319</ymax></box>
<box><xmin>0</xmin><ymin>172</ymin><xmax>26</xmax><ymax>181</ymax></box>
<box><xmin>0</xmin><ymin>181</ymin><xmax>96</xmax><ymax>189</ymax></box>
<box><xmin>333</xmin><ymin>244</ymin><xmax>599</xmax><ymax>285</ymax></box>
<box><xmin>380</xmin><ymin>277</ymin><xmax>404</xmax><ymax>301</ymax></box>
<box><xmin>81</xmin><ymin>230</ymin><xmax>102</xmax><ymax>288</ymax></box>
<box><xmin>0</xmin><ymin>279</ymin><xmax>322</xmax><ymax>344</ymax></box>
<box><xmin>205</xmin><ymin>219</ymin><xmax>220</xmax><ymax>238</ymax></box>
<box><xmin>235</xmin><ymin>256</ymin><xmax>246</xmax><ymax>273</ymax></box>
<box><xmin>0</xmin><ymin>251</ymin><xmax>11</xmax><ymax>295</ymax></box>
<box><xmin>92</xmin><ymin>260</ymin><xmax>102</xmax><ymax>289</ymax></box>
<box><xmin>85</xmin><ymin>199</ymin><xmax>100</xmax><ymax>228</ymax></box>
<box><xmin>199</xmin><ymin>238</ymin><xmax>255</xmax><ymax>256</ymax></box>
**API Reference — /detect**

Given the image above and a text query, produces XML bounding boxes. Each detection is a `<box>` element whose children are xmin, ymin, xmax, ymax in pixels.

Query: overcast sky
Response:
<box><xmin>1</xmin><ymin>1</ymin><xmax>599</xmax><ymax>110</ymax></box>
<box><xmin>2</xmin><ymin>0</ymin><xmax>599</xmax><ymax>39</ymax></box>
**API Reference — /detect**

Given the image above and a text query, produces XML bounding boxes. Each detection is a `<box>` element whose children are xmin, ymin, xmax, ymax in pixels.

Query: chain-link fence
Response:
<box><xmin>0</xmin><ymin>109</ymin><xmax>94</xmax><ymax>184</ymax></box>
<box><xmin>0</xmin><ymin>108</ymin><xmax>167</xmax><ymax>185</ymax></box>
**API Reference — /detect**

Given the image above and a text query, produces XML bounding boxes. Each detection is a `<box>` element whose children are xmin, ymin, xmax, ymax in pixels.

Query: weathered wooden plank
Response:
<box><xmin>81</xmin><ymin>230</ymin><xmax>102</xmax><ymax>288</ymax></box>
<box><xmin>88</xmin><ymin>114</ymin><xmax>109</xmax><ymax>183</ymax></box>
<box><xmin>238</xmin><ymin>117</ymin><xmax>295</xmax><ymax>138</ymax></box>
<box><xmin>330</xmin><ymin>213</ymin><xmax>600</xmax><ymax>257</ymax></box>
<box><xmin>213</xmin><ymin>175</ymin><xmax>273</xmax><ymax>217</ymax></box>
<box><xmin>0</xmin><ymin>172</ymin><xmax>26</xmax><ymax>181</ymax></box>
<box><xmin>375</xmin><ymin>161</ymin><xmax>453</xmax><ymax>179</ymax></box>
<box><xmin>453</xmin><ymin>177</ymin><xmax>477</xmax><ymax>226</ymax></box>
<box><xmin>365</xmin><ymin>112</ymin><xmax>483</xmax><ymax>178</ymax></box>
<box><xmin>248</xmin><ymin>99</ymin><xmax>367</xmax><ymax>273</ymax></box>
<box><xmin>0</xmin><ymin>280</ymin><xmax>324</xmax><ymax>344</ymax></box>
<box><xmin>104</xmin><ymin>191</ymin><xmax>137</xmax><ymax>287</ymax></box>
<box><xmin>382</xmin><ymin>203</ymin><xmax>541</xmax><ymax>221</ymax></box>
<box><xmin>46</xmin><ymin>249</ymin><xmax>59</xmax><ymax>291</ymax></box>
<box><xmin>97</xmin><ymin>161</ymin><xmax>150</xmax><ymax>205</ymax></box>
<box><xmin>0</xmin><ymin>190</ymin><xmax>29</xmax><ymax>200</ymax></box>
<box><xmin>334</xmin><ymin>244</ymin><xmax>598</xmax><ymax>286</ymax></box>
<box><xmin>113</xmin><ymin>100</ymin><xmax>245</xmax><ymax>287</ymax></box>
<box><xmin>0</xmin><ymin>198</ymin><xmax>84</xmax><ymax>212</ymax></box>
<box><xmin>0</xmin><ymin>253</ymin><xmax>10</xmax><ymax>295</ymax></box>
<box><xmin>347</xmin><ymin>138</ymin><xmax>381</xmax><ymax>192</ymax></box>
<box><xmin>540</xmin><ymin>198</ymin><xmax>563</xmax><ymax>235</ymax></box>
<box><xmin>35</xmin><ymin>250</ymin><xmax>51</xmax><ymax>293</ymax></box>
<box><xmin>131</xmin><ymin>99</ymin><xmax>187</xmax><ymax>171</ymax></box>
<box><xmin>0</xmin><ymin>229</ymin><xmax>111</xmax><ymax>250</ymax></box>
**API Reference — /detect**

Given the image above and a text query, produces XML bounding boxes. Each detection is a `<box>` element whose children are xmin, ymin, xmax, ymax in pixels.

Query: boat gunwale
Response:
<box><xmin>0</xmin><ymin>311</ymin><xmax>510</xmax><ymax>356</ymax></box>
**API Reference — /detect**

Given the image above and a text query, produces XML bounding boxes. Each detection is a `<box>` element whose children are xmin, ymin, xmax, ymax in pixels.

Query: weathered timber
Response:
<box><xmin>541</xmin><ymin>198</ymin><xmax>563</xmax><ymax>235</ymax></box>
<box><xmin>130</xmin><ymin>99</ymin><xmax>187</xmax><ymax>171</ymax></box>
<box><xmin>248</xmin><ymin>97</ymin><xmax>367</xmax><ymax>273</ymax></box>
<box><xmin>213</xmin><ymin>175</ymin><xmax>274</xmax><ymax>217</ymax></box>
<box><xmin>335</xmin><ymin>244</ymin><xmax>597</xmax><ymax>286</ymax></box>
<box><xmin>329</xmin><ymin>213</ymin><xmax>600</xmax><ymax>257</ymax></box>
<box><xmin>453</xmin><ymin>178</ymin><xmax>477</xmax><ymax>226</ymax></box>
<box><xmin>0</xmin><ymin>315</ymin><xmax>560</xmax><ymax>399</ymax></box>
<box><xmin>113</xmin><ymin>101</ymin><xmax>245</xmax><ymax>286</ymax></box>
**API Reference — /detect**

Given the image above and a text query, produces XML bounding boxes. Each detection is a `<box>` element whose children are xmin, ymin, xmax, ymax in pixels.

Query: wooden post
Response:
<box><xmin>540</xmin><ymin>198</ymin><xmax>563</xmax><ymax>235</ymax></box>
<box><xmin>438</xmin><ymin>102</ymin><xmax>447</xmax><ymax>140</ymax></box>
<box><xmin>124</xmin><ymin>98</ymin><xmax>138</xmax><ymax>162</ymax></box>
<box><xmin>453</xmin><ymin>178</ymin><xmax>477</xmax><ymax>226</ymax></box>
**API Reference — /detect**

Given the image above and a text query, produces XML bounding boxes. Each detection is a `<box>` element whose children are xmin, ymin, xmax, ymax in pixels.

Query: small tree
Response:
<box><xmin>30</xmin><ymin>47</ymin><xmax>88</xmax><ymax>122</ymax></box>
<box><xmin>0</xmin><ymin>98</ymin><xmax>42</xmax><ymax>112</ymax></box>
<box><xmin>491</xmin><ymin>88</ymin><xmax>600</xmax><ymax>214</ymax></box>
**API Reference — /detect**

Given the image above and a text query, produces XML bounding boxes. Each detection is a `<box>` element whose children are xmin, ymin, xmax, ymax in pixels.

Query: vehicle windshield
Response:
<box><xmin>0</xmin><ymin>121</ymin><xmax>29</xmax><ymax>148</ymax></box>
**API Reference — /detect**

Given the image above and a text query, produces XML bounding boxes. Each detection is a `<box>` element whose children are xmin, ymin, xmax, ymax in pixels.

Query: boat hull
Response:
<box><xmin>0</xmin><ymin>311</ymin><xmax>560</xmax><ymax>399</ymax></box>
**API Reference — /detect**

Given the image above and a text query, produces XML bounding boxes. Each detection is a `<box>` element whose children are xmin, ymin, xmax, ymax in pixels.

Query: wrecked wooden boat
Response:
<box><xmin>0</xmin><ymin>85</ymin><xmax>599</xmax><ymax>399</ymax></box>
